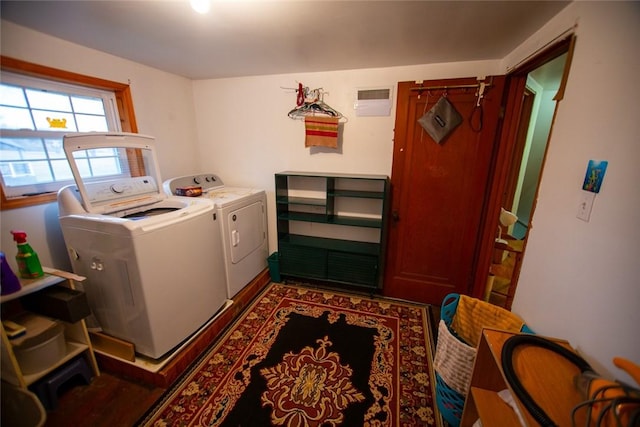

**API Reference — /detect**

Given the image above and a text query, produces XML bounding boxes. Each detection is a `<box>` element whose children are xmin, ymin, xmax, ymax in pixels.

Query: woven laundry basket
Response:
<box><xmin>434</xmin><ymin>293</ymin><xmax>532</xmax><ymax>427</ymax></box>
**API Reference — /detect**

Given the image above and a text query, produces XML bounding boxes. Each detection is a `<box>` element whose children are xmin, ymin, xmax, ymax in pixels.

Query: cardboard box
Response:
<box><xmin>175</xmin><ymin>186</ymin><xmax>202</xmax><ymax>197</ymax></box>
<box><xmin>22</xmin><ymin>286</ymin><xmax>90</xmax><ymax>323</ymax></box>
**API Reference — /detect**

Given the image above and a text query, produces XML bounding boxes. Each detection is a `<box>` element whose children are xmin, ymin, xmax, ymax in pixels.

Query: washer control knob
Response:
<box><xmin>110</xmin><ymin>184</ymin><xmax>124</xmax><ymax>193</ymax></box>
<box><xmin>193</xmin><ymin>177</ymin><xmax>201</xmax><ymax>184</ymax></box>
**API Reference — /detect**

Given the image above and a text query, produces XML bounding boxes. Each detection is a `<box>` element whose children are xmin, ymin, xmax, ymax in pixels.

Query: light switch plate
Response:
<box><xmin>577</xmin><ymin>191</ymin><xmax>596</xmax><ymax>222</ymax></box>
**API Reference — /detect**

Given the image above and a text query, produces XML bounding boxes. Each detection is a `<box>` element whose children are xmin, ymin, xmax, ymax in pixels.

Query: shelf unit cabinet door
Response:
<box><xmin>279</xmin><ymin>243</ymin><xmax>327</xmax><ymax>279</ymax></box>
<box><xmin>327</xmin><ymin>252</ymin><xmax>378</xmax><ymax>287</ymax></box>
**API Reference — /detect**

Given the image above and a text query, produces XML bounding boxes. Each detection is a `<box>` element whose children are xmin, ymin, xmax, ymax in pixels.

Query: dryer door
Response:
<box><xmin>225</xmin><ymin>200</ymin><xmax>266</xmax><ymax>263</ymax></box>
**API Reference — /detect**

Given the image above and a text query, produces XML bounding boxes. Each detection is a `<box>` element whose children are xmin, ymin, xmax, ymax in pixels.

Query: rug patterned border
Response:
<box><xmin>138</xmin><ymin>283</ymin><xmax>441</xmax><ymax>426</ymax></box>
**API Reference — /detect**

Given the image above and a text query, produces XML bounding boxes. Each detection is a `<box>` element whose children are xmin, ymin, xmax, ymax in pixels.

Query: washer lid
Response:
<box><xmin>63</xmin><ymin>132</ymin><xmax>166</xmax><ymax>215</ymax></box>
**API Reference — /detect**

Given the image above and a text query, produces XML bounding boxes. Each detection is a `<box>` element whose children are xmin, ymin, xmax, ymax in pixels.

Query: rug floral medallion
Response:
<box><xmin>139</xmin><ymin>283</ymin><xmax>440</xmax><ymax>427</ymax></box>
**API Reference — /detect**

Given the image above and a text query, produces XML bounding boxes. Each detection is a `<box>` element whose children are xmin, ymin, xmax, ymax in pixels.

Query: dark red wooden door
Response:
<box><xmin>384</xmin><ymin>77</ymin><xmax>506</xmax><ymax>305</ymax></box>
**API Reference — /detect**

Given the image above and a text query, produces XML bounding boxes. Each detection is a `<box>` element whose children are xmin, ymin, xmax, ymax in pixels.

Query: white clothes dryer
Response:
<box><xmin>164</xmin><ymin>174</ymin><xmax>268</xmax><ymax>299</ymax></box>
<box><xmin>57</xmin><ymin>133</ymin><xmax>228</xmax><ymax>359</ymax></box>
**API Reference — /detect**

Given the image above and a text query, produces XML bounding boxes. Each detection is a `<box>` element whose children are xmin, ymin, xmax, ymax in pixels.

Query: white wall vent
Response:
<box><xmin>354</xmin><ymin>87</ymin><xmax>393</xmax><ymax>117</ymax></box>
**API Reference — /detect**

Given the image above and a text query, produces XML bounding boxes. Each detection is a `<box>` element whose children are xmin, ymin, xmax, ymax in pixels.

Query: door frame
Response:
<box><xmin>503</xmin><ymin>86</ymin><xmax>535</xmax><ymax>217</ymax></box>
<box><xmin>470</xmin><ymin>35</ymin><xmax>576</xmax><ymax>299</ymax></box>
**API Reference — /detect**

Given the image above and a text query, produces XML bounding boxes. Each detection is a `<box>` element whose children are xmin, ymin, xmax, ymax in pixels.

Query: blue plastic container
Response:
<box><xmin>435</xmin><ymin>293</ymin><xmax>533</xmax><ymax>426</ymax></box>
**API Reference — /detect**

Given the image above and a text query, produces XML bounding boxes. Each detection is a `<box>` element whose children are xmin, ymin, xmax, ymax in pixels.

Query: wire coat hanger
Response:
<box><xmin>286</xmin><ymin>84</ymin><xmax>346</xmax><ymax>122</ymax></box>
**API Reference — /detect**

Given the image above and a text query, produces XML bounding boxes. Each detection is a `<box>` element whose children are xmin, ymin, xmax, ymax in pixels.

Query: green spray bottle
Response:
<box><xmin>10</xmin><ymin>230</ymin><xmax>44</xmax><ymax>279</ymax></box>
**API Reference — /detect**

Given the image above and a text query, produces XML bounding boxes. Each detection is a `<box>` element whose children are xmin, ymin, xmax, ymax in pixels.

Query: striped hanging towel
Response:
<box><xmin>304</xmin><ymin>116</ymin><xmax>339</xmax><ymax>148</ymax></box>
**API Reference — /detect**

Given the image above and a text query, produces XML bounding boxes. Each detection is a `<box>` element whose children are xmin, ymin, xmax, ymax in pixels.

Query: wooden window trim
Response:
<box><xmin>0</xmin><ymin>56</ymin><xmax>138</xmax><ymax>210</ymax></box>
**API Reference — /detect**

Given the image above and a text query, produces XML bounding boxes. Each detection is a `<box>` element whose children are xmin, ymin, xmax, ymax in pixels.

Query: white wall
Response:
<box><xmin>504</xmin><ymin>2</ymin><xmax>640</xmax><ymax>384</ymax></box>
<box><xmin>0</xmin><ymin>21</ymin><xmax>199</xmax><ymax>270</ymax></box>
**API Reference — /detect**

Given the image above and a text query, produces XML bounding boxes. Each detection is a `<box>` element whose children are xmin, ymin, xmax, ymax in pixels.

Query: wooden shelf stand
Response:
<box><xmin>1</xmin><ymin>267</ymin><xmax>99</xmax><ymax>389</ymax></box>
<box><xmin>460</xmin><ymin>328</ymin><xmax>588</xmax><ymax>427</ymax></box>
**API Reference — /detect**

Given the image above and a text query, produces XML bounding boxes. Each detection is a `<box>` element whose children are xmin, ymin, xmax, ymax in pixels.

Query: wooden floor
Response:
<box><xmin>42</xmin><ymin>271</ymin><xmax>273</xmax><ymax>427</ymax></box>
<box><xmin>37</xmin><ymin>279</ymin><xmax>442</xmax><ymax>427</ymax></box>
<box><xmin>44</xmin><ymin>372</ymin><xmax>164</xmax><ymax>427</ymax></box>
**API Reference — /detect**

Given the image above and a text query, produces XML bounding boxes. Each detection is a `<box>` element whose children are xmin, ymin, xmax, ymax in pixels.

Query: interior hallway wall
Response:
<box><xmin>517</xmin><ymin>88</ymin><xmax>555</xmax><ymax>230</ymax></box>
<box><xmin>502</xmin><ymin>1</ymin><xmax>640</xmax><ymax>385</ymax></box>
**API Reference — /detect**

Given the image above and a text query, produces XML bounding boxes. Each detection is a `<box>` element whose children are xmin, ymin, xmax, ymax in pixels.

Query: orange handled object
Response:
<box><xmin>583</xmin><ymin>357</ymin><xmax>640</xmax><ymax>427</ymax></box>
<box><xmin>613</xmin><ymin>357</ymin><xmax>640</xmax><ymax>386</ymax></box>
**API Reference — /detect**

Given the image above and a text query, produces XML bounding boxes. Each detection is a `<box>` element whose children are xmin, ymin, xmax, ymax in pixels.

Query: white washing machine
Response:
<box><xmin>164</xmin><ymin>174</ymin><xmax>268</xmax><ymax>299</ymax></box>
<box><xmin>57</xmin><ymin>133</ymin><xmax>228</xmax><ymax>359</ymax></box>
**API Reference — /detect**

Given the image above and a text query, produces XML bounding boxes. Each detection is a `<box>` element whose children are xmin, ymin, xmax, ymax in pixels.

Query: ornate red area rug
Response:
<box><xmin>138</xmin><ymin>283</ymin><xmax>441</xmax><ymax>426</ymax></box>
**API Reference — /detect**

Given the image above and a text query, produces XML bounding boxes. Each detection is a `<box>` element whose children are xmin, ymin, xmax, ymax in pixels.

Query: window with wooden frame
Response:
<box><xmin>0</xmin><ymin>56</ymin><xmax>138</xmax><ymax>210</ymax></box>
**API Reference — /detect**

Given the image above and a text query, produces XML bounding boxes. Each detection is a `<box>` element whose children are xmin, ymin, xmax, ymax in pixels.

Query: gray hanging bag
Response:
<box><xmin>418</xmin><ymin>96</ymin><xmax>463</xmax><ymax>144</ymax></box>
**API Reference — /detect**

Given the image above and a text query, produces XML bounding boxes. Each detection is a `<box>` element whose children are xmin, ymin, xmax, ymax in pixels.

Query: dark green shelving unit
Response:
<box><xmin>275</xmin><ymin>171</ymin><xmax>390</xmax><ymax>290</ymax></box>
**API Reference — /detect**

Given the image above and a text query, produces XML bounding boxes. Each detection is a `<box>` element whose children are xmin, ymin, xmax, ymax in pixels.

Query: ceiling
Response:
<box><xmin>1</xmin><ymin>1</ymin><xmax>571</xmax><ymax>80</ymax></box>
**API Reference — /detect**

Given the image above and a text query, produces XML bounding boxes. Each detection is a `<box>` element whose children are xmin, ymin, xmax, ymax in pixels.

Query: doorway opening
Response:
<box><xmin>486</xmin><ymin>39</ymin><xmax>573</xmax><ymax>310</ymax></box>
<box><xmin>507</xmin><ymin>53</ymin><xmax>567</xmax><ymax>240</ymax></box>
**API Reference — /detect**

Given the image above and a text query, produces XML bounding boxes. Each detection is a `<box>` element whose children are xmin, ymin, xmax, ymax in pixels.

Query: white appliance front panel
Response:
<box><xmin>162</xmin><ymin>173</ymin><xmax>269</xmax><ymax>300</ymax></box>
<box><xmin>219</xmin><ymin>194</ymin><xmax>268</xmax><ymax>298</ymax></box>
<box><xmin>225</xmin><ymin>200</ymin><xmax>266</xmax><ymax>264</ymax></box>
<box><xmin>60</xmin><ymin>206</ymin><xmax>227</xmax><ymax>358</ymax></box>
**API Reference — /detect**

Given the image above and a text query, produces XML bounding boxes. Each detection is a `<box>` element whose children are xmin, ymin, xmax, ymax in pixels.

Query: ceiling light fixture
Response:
<box><xmin>190</xmin><ymin>0</ymin><xmax>210</xmax><ymax>14</ymax></box>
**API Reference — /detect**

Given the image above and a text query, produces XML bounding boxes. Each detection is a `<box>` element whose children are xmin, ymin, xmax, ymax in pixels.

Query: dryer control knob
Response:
<box><xmin>111</xmin><ymin>184</ymin><xmax>124</xmax><ymax>193</ymax></box>
<box><xmin>193</xmin><ymin>177</ymin><xmax>201</xmax><ymax>184</ymax></box>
